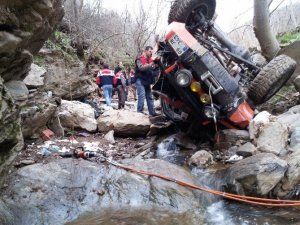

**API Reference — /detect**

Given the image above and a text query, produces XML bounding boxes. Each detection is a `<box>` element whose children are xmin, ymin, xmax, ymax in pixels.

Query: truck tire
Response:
<box><xmin>168</xmin><ymin>0</ymin><xmax>216</xmax><ymax>25</ymax></box>
<box><xmin>161</xmin><ymin>99</ymin><xmax>184</xmax><ymax>123</ymax></box>
<box><xmin>247</xmin><ymin>55</ymin><xmax>296</xmax><ymax>105</ymax></box>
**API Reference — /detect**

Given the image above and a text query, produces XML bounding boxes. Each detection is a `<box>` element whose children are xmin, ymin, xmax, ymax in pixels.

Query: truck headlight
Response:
<box><xmin>175</xmin><ymin>69</ymin><xmax>192</xmax><ymax>87</ymax></box>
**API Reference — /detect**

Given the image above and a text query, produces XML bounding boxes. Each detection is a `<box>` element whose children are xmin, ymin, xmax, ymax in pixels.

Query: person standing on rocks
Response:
<box><xmin>135</xmin><ymin>46</ymin><xmax>158</xmax><ymax>116</ymax></box>
<box><xmin>97</xmin><ymin>63</ymin><xmax>114</xmax><ymax>107</ymax></box>
<box><xmin>114</xmin><ymin>69</ymin><xmax>127</xmax><ymax>109</ymax></box>
<box><xmin>114</xmin><ymin>61</ymin><xmax>123</xmax><ymax>74</ymax></box>
<box><xmin>128</xmin><ymin>68</ymin><xmax>137</xmax><ymax>101</ymax></box>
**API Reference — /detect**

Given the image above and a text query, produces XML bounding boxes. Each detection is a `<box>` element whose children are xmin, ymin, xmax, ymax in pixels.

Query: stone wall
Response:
<box><xmin>0</xmin><ymin>0</ymin><xmax>64</xmax><ymax>178</ymax></box>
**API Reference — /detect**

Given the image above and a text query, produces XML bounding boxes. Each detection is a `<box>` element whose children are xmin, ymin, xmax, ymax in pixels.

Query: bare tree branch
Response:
<box><xmin>269</xmin><ymin>0</ymin><xmax>285</xmax><ymax>16</ymax></box>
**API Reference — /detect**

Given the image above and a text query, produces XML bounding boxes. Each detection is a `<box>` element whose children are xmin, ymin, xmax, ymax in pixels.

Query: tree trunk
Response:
<box><xmin>253</xmin><ymin>0</ymin><xmax>280</xmax><ymax>61</ymax></box>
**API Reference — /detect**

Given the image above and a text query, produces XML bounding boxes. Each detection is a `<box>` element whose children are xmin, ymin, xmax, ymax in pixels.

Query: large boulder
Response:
<box><xmin>277</xmin><ymin>105</ymin><xmax>300</xmax><ymax>130</ymax></box>
<box><xmin>0</xmin><ymin>158</ymin><xmax>204</xmax><ymax>225</ymax></box>
<box><xmin>225</xmin><ymin>153</ymin><xmax>287</xmax><ymax>196</ymax></box>
<box><xmin>20</xmin><ymin>103</ymin><xmax>57</xmax><ymax>138</ymax></box>
<box><xmin>274</xmin><ymin>151</ymin><xmax>300</xmax><ymax>198</ymax></box>
<box><xmin>23</xmin><ymin>63</ymin><xmax>46</xmax><ymax>88</ymax></box>
<box><xmin>58</xmin><ymin>100</ymin><xmax>97</xmax><ymax>132</ymax></box>
<box><xmin>43</xmin><ymin>59</ymin><xmax>97</xmax><ymax>100</ymax></box>
<box><xmin>98</xmin><ymin>110</ymin><xmax>151</xmax><ymax>136</ymax></box>
<box><xmin>256</xmin><ymin>122</ymin><xmax>289</xmax><ymax>155</ymax></box>
<box><xmin>248</xmin><ymin>111</ymin><xmax>273</xmax><ymax>140</ymax></box>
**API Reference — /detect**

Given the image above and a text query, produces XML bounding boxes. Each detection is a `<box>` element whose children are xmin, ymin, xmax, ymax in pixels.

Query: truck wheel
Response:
<box><xmin>168</xmin><ymin>0</ymin><xmax>216</xmax><ymax>25</ymax></box>
<box><xmin>247</xmin><ymin>55</ymin><xmax>296</xmax><ymax>105</ymax></box>
<box><xmin>161</xmin><ymin>99</ymin><xmax>184</xmax><ymax>123</ymax></box>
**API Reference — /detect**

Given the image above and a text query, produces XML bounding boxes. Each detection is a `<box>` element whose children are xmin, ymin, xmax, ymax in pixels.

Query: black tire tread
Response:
<box><xmin>247</xmin><ymin>54</ymin><xmax>296</xmax><ymax>104</ymax></box>
<box><xmin>168</xmin><ymin>0</ymin><xmax>216</xmax><ymax>24</ymax></box>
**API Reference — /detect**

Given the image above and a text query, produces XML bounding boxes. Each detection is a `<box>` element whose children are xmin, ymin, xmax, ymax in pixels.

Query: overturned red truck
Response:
<box><xmin>153</xmin><ymin>0</ymin><xmax>296</xmax><ymax>131</ymax></box>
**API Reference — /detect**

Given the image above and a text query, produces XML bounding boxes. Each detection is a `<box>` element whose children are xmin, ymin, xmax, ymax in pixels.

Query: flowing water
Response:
<box><xmin>69</xmin><ymin>137</ymin><xmax>300</xmax><ymax>225</ymax></box>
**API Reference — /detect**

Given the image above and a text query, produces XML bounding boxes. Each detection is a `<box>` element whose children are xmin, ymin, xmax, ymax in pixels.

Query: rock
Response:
<box><xmin>20</xmin><ymin>103</ymin><xmax>57</xmax><ymax>139</ymax></box>
<box><xmin>277</xmin><ymin>106</ymin><xmax>300</xmax><ymax>130</ymax></box>
<box><xmin>98</xmin><ymin>109</ymin><xmax>151</xmax><ymax>136</ymax></box>
<box><xmin>0</xmin><ymin>0</ymin><xmax>64</xmax><ymax>82</ymax></box>
<box><xmin>286</xmin><ymin>105</ymin><xmax>300</xmax><ymax>114</ymax></box>
<box><xmin>58</xmin><ymin>100</ymin><xmax>97</xmax><ymax>132</ymax></box>
<box><xmin>23</xmin><ymin>64</ymin><xmax>46</xmax><ymax>88</ymax></box>
<box><xmin>215</xmin><ymin>129</ymin><xmax>250</xmax><ymax>149</ymax></box>
<box><xmin>249</xmin><ymin>111</ymin><xmax>273</xmax><ymax>140</ymax></box>
<box><xmin>174</xmin><ymin>132</ymin><xmax>197</xmax><ymax>150</ymax></box>
<box><xmin>188</xmin><ymin>150</ymin><xmax>214</xmax><ymax>168</ymax></box>
<box><xmin>0</xmin><ymin>0</ymin><xmax>64</xmax><ymax>183</ymax></box>
<box><xmin>256</xmin><ymin>122</ymin><xmax>288</xmax><ymax>155</ymax></box>
<box><xmin>104</xmin><ymin>130</ymin><xmax>115</xmax><ymax>144</ymax></box>
<box><xmin>19</xmin><ymin>160</ymin><xmax>35</xmax><ymax>166</ymax></box>
<box><xmin>290</xmin><ymin>127</ymin><xmax>300</xmax><ymax>148</ymax></box>
<box><xmin>1</xmin><ymin>158</ymin><xmax>204</xmax><ymax>225</ymax></box>
<box><xmin>225</xmin><ymin>153</ymin><xmax>287</xmax><ymax>196</ymax></box>
<box><xmin>0</xmin><ymin>78</ymin><xmax>23</xmax><ymax>177</ymax></box>
<box><xmin>4</xmin><ymin>80</ymin><xmax>29</xmax><ymax>105</ymax></box>
<box><xmin>293</xmin><ymin>75</ymin><xmax>300</xmax><ymax>92</ymax></box>
<box><xmin>274</xmin><ymin>152</ymin><xmax>300</xmax><ymax>198</ymax></box>
<box><xmin>47</xmin><ymin>114</ymin><xmax>64</xmax><ymax>137</ymax></box>
<box><xmin>236</xmin><ymin>142</ymin><xmax>257</xmax><ymax>157</ymax></box>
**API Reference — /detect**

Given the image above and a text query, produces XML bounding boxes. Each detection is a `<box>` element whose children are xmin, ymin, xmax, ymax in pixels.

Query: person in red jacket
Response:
<box><xmin>135</xmin><ymin>46</ymin><xmax>158</xmax><ymax>116</ymax></box>
<box><xmin>97</xmin><ymin>64</ymin><xmax>114</xmax><ymax>107</ymax></box>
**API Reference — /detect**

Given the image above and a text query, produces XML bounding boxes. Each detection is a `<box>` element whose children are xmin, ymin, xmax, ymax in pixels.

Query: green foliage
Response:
<box><xmin>269</xmin><ymin>85</ymin><xmax>296</xmax><ymax>104</ymax></box>
<box><xmin>33</xmin><ymin>55</ymin><xmax>46</xmax><ymax>66</ymax></box>
<box><xmin>54</xmin><ymin>31</ymin><xmax>71</xmax><ymax>47</ymax></box>
<box><xmin>277</xmin><ymin>31</ymin><xmax>300</xmax><ymax>44</ymax></box>
<box><xmin>43</xmin><ymin>31</ymin><xmax>80</xmax><ymax>63</ymax></box>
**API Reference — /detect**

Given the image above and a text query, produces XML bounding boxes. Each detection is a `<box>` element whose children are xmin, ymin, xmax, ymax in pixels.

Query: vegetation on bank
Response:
<box><xmin>34</xmin><ymin>31</ymin><xmax>80</xmax><ymax>66</ymax></box>
<box><xmin>277</xmin><ymin>30</ymin><xmax>300</xmax><ymax>44</ymax></box>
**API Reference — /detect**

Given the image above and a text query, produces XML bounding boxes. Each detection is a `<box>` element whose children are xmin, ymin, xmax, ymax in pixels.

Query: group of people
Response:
<box><xmin>96</xmin><ymin>46</ymin><xmax>158</xmax><ymax>117</ymax></box>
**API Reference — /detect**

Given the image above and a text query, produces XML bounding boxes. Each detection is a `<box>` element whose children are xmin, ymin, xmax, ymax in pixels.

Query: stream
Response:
<box><xmin>68</xmin><ymin>137</ymin><xmax>300</xmax><ymax>225</ymax></box>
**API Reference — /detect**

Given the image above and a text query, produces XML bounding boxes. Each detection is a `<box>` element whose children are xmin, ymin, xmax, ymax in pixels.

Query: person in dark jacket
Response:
<box><xmin>135</xmin><ymin>46</ymin><xmax>157</xmax><ymax>116</ymax></box>
<box><xmin>97</xmin><ymin>64</ymin><xmax>114</xmax><ymax>107</ymax></box>
<box><xmin>114</xmin><ymin>70</ymin><xmax>127</xmax><ymax>109</ymax></box>
<box><xmin>114</xmin><ymin>61</ymin><xmax>123</xmax><ymax>74</ymax></box>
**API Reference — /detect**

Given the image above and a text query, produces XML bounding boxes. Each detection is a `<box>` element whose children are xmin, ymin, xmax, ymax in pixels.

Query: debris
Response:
<box><xmin>41</xmin><ymin>129</ymin><xmax>55</xmax><ymax>141</ymax></box>
<box><xmin>40</xmin><ymin>147</ymin><xmax>52</xmax><ymax>156</ymax></box>
<box><xmin>74</xmin><ymin>147</ymin><xmax>100</xmax><ymax>159</ymax></box>
<box><xmin>83</xmin><ymin>142</ymin><xmax>100</xmax><ymax>152</ymax></box>
<box><xmin>134</xmin><ymin>142</ymin><xmax>145</xmax><ymax>148</ymax></box>
<box><xmin>59</xmin><ymin>152</ymin><xmax>73</xmax><ymax>158</ymax></box>
<box><xmin>78</xmin><ymin>132</ymin><xmax>91</xmax><ymax>137</ymax></box>
<box><xmin>225</xmin><ymin>154</ymin><xmax>243</xmax><ymax>163</ymax></box>
<box><xmin>49</xmin><ymin>145</ymin><xmax>60</xmax><ymax>152</ymax></box>
<box><xmin>68</xmin><ymin>136</ymin><xmax>79</xmax><ymax>144</ymax></box>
